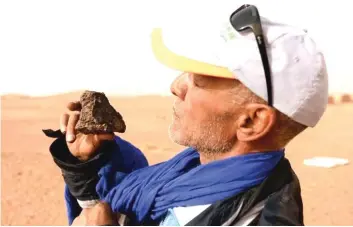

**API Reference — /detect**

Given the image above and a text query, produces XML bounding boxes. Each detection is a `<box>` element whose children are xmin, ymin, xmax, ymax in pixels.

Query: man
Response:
<box><xmin>46</xmin><ymin>4</ymin><xmax>328</xmax><ymax>226</ymax></box>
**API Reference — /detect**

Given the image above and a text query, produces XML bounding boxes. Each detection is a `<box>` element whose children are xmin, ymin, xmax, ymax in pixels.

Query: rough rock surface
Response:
<box><xmin>75</xmin><ymin>90</ymin><xmax>126</xmax><ymax>134</ymax></box>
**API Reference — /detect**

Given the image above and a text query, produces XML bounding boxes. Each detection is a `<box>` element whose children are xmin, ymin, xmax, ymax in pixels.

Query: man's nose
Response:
<box><xmin>170</xmin><ymin>73</ymin><xmax>187</xmax><ymax>100</ymax></box>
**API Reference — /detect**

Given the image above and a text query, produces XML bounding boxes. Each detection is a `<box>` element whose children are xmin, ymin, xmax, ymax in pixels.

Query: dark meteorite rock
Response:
<box><xmin>75</xmin><ymin>90</ymin><xmax>126</xmax><ymax>134</ymax></box>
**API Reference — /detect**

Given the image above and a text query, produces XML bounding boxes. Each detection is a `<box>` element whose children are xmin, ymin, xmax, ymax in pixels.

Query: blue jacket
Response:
<box><xmin>64</xmin><ymin>136</ymin><xmax>149</xmax><ymax>225</ymax></box>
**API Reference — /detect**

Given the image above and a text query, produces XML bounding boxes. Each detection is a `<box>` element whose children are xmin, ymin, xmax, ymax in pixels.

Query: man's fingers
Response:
<box><xmin>63</xmin><ymin>101</ymin><xmax>81</xmax><ymax>139</ymax></box>
<box><xmin>66</xmin><ymin>111</ymin><xmax>80</xmax><ymax>143</ymax></box>
<box><xmin>60</xmin><ymin>113</ymin><xmax>69</xmax><ymax>133</ymax></box>
<box><xmin>67</xmin><ymin>101</ymin><xmax>82</xmax><ymax>111</ymax></box>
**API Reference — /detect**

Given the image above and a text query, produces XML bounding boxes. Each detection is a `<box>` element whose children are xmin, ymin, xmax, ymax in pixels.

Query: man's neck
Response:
<box><xmin>198</xmin><ymin>142</ymin><xmax>283</xmax><ymax>165</ymax></box>
<box><xmin>198</xmin><ymin>143</ymin><xmax>248</xmax><ymax>164</ymax></box>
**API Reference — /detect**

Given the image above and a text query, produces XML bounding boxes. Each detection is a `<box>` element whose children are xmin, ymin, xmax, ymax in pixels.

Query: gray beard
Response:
<box><xmin>169</xmin><ymin>112</ymin><xmax>238</xmax><ymax>160</ymax></box>
<box><xmin>191</xmin><ymin>137</ymin><xmax>236</xmax><ymax>159</ymax></box>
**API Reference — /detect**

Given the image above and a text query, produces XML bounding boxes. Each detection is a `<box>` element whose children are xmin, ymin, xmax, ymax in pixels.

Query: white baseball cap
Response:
<box><xmin>150</xmin><ymin>5</ymin><xmax>328</xmax><ymax>127</ymax></box>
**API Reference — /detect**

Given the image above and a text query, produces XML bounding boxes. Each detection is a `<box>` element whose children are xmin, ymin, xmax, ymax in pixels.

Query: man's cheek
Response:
<box><xmin>187</xmin><ymin>102</ymin><xmax>208</xmax><ymax>122</ymax></box>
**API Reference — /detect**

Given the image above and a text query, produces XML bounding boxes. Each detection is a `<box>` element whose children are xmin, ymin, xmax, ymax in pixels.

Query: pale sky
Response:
<box><xmin>0</xmin><ymin>0</ymin><xmax>352</xmax><ymax>96</ymax></box>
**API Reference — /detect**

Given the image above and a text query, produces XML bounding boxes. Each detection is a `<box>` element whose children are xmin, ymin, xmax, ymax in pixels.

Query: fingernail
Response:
<box><xmin>66</xmin><ymin>134</ymin><xmax>75</xmax><ymax>142</ymax></box>
<box><xmin>60</xmin><ymin>127</ymin><xmax>66</xmax><ymax>134</ymax></box>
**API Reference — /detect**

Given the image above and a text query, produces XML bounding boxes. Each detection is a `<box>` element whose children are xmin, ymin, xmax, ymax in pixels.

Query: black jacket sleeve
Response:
<box><xmin>43</xmin><ymin>129</ymin><xmax>117</xmax><ymax>201</ymax></box>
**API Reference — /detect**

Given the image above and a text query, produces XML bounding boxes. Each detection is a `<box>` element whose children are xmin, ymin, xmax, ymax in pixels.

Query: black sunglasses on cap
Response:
<box><xmin>230</xmin><ymin>4</ymin><xmax>273</xmax><ymax>106</ymax></box>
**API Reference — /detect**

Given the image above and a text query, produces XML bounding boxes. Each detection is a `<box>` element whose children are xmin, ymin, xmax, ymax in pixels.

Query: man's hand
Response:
<box><xmin>72</xmin><ymin>203</ymin><xmax>117</xmax><ymax>226</ymax></box>
<box><xmin>60</xmin><ymin>101</ymin><xmax>115</xmax><ymax>161</ymax></box>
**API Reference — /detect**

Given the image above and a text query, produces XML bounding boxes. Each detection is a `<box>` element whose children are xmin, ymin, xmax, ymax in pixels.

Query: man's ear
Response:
<box><xmin>236</xmin><ymin>103</ymin><xmax>276</xmax><ymax>142</ymax></box>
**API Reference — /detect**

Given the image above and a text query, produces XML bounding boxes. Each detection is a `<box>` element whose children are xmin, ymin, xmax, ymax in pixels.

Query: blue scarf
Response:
<box><xmin>97</xmin><ymin>148</ymin><xmax>284</xmax><ymax>223</ymax></box>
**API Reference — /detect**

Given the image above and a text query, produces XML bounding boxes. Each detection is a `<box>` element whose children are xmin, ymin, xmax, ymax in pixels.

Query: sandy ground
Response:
<box><xmin>1</xmin><ymin>92</ymin><xmax>353</xmax><ymax>226</ymax></box>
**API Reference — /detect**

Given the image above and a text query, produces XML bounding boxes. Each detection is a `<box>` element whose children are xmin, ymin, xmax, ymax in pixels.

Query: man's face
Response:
<box><xmin>169</xmin><ymin>72</ymin><xmax>243</xmax><ymax>153</ymax></box>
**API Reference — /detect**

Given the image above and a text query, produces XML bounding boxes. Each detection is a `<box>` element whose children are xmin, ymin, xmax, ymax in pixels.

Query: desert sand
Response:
<box><xmin>1</xmin><ymin>92</ymin><xmax>353</xmax><ymax>225</ymax></box>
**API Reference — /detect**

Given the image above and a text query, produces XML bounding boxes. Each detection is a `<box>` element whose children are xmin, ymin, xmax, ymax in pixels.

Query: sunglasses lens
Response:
<box><xmin>229</xmin><ymin>4</ymin><xmax>272</xmax><ymax>106</ymax></box>
<box><xmin>230</xmin><ymin>5</ymin><xmax>259</xmax><ymax>32</ymax></box>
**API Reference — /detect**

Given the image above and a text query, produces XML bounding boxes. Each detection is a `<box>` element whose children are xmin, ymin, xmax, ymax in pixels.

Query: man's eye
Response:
<box><xmin>194</xmin><ymin>82</ymin><xmax>203</xmax><ymax>88</ymax></box>
<box><xmin>191</xmin><ymin>74</ymin><xmax>208</xmax><ymax>87</ymax></box>
<box><xmin>193</xmin><ymin>79</ymin><xmax>206</xmax><ymax>87</ymax></box>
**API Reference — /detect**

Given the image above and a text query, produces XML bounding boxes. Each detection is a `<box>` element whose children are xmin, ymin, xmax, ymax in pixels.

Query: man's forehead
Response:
<box><xmin>180</xmin><ymin>72</ymin><xmax>240</xmax><ymax>91</ymax></box>
<box><xmin>182</xmin><ymin>72</ymin><xmax>236</xmax><ymax>82</ymax></box>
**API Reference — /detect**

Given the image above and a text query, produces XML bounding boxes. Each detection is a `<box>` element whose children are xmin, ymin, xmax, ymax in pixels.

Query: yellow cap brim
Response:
<box><xmin>151</xmin><ymin>28</ymin><xmax>234</xmax><ymax>79</ymax></box>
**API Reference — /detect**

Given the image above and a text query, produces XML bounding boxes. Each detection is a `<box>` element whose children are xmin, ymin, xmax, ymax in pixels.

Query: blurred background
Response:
<box><xmin>1</xmin><ymin>0</ymin><xmax>353</xmax><ymax>225</ymax></box>
<box><xmin>1</xmin><ymin>0</ymin><xmax>353</xmax><ymax>96</ymax></box>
